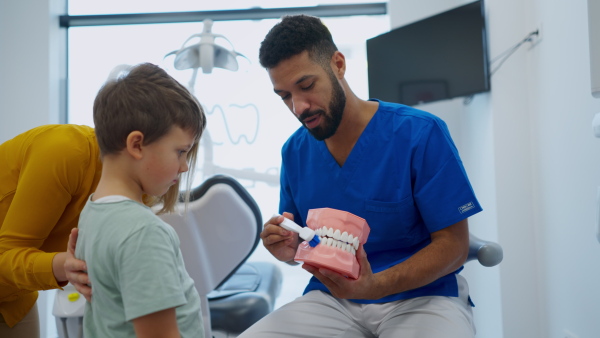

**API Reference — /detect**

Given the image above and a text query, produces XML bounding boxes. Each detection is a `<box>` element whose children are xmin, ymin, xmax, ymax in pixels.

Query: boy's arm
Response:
<box><xmin>133</xmin><ymin>307</ymin><xmax>180</xmax><ymax>338</ymax></box>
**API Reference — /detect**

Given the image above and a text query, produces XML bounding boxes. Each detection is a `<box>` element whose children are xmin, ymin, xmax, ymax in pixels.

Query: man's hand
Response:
<box><xmin>260</xmin><ymin>212</ymin><xmax>301</xmax><ymax>264</ymax></box>
<box><xmin>302</xmin><ymin>245</ymin><xmax>382</xmax><ymax>300</ymax></box>
<box><xmin>64</xmin><ymin>228</ymin><xmax>92</xmax><ymax>301</ymax></box>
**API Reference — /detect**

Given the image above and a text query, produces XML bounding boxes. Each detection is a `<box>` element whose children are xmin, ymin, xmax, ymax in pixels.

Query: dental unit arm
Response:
<box><xmin>273</xmin><ymin>214</ymin><xmax>321</xmax><ymax>247</ymax></box>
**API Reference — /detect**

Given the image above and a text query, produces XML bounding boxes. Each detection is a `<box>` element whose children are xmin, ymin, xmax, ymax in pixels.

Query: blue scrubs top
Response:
<box><xmin>279</xmin><ymin>100</ymin><xmax>482</xmax><ymax>304</ymax></box>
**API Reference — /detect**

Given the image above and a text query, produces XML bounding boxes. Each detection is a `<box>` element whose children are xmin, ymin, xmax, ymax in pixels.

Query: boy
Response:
<box><xmin>75</xmin><ymin>63</ymin><xmax>206</xmax><ymax>337</ymax></box>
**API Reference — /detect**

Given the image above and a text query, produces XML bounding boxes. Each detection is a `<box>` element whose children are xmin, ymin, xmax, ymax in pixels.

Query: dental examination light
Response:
<box><xmin>164</xmin><ymin>19</ymin><xmax>248</xmax><ymax>92</ymax></box>
<box><xmin>165</xmin><ymin>20</ymin><xmax>279</xmax><ymax>187</ymax></box>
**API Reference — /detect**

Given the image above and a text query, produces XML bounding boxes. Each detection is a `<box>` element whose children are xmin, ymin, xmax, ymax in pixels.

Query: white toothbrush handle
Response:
<box><xmin>273</xmin><ymin>214</ymin><xmax>316</xmax><ymax>242</ymax></box>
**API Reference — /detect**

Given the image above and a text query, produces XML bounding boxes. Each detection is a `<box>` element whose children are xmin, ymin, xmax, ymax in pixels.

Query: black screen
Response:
<box><xmin>367</xmin><ymin>1</ymin><xmax>490</xmax><ymax>106</ymax></box>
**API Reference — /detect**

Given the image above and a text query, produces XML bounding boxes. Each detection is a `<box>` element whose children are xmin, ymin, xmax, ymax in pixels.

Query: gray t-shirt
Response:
<box><xmin>76</xmin><ymin>196</ymin><xmax>203</xmax><ymax>338</ymax></box>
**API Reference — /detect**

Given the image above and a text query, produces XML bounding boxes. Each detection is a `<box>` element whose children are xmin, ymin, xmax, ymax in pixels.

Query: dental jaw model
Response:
<box><xmin>294</xmin><ymin>208</ymin><xmax>370</xmax><ymax>279</ymax></box>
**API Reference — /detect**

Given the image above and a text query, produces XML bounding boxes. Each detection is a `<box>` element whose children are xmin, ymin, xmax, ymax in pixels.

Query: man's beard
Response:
<box><xmin>298</xmin><ymin>73</ymin><xmax>346</xmax><ymax>141</ymax></box>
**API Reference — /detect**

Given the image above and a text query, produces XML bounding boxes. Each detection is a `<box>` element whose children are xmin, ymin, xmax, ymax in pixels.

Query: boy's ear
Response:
<box><xmin>126</xmin><ymin>131</ymin><xmax>144</xmax><ymax>160</ymax></box>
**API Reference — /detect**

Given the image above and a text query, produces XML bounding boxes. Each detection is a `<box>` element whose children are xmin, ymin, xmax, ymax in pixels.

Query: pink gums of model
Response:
<box><xmin>294</xmin><ymin>208</ymin><xmax>370</xmax><ymax>279</ymax></box>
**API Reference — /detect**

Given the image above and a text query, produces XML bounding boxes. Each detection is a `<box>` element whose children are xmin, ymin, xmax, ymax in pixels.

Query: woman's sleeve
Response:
<box><xmin>0</xmin><ymin>130</ymin><xmax>89</xmax><ymax>298</ymax></box>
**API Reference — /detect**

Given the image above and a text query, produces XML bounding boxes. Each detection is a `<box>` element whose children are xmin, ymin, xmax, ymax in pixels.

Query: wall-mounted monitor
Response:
<box><xmin>367</xmin><ymin>0</ymin><xmax>490</xmax><ymax>106</ymax></box>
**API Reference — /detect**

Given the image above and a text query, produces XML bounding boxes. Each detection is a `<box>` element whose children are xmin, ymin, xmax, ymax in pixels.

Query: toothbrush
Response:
<box><xmin>273</xmin><ymin>214</ymin><xmax>321</xmax><ymax>247</ymax></box>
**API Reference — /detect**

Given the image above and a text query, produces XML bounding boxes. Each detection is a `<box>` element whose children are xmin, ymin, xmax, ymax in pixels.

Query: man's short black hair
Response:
<box><xmin>259</xmin><ymin>15</ymin><xmax>338</xmax><ymax>69</ymax></box>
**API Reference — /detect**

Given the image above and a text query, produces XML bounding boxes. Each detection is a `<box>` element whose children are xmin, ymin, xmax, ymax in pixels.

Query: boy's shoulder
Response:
<box><xmin>82</xmin><ymin>199</ymin><xmax>173</xmax><ymax>238</ymax></box>
<box><xmin>78</xmin><ymin>199</ymin><xmax>178</xmax><ymax>262</ymax></box>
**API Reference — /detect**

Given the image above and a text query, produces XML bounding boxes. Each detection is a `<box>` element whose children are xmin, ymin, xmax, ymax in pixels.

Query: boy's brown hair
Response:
<box><xmin>93</xmin><ymin>62</ymin><xmax>206</xmax><ymax>214</ymax></box>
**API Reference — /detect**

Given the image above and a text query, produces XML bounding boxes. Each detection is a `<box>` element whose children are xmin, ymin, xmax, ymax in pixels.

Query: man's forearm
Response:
<box><xmin>374</xmin><ymin>220</ymin><xmax>469</xmax><ymax>298</ymax></box>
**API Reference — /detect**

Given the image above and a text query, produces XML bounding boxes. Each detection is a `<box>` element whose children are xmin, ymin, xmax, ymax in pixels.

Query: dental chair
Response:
<box><xmin>159</xmin><ymin>174</ymin><xmax>283</xmax><ymax>338</ymax></box>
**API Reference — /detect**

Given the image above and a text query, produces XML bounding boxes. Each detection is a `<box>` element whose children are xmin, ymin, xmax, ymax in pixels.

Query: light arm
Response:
<box><xmin>132</xmin><ymin>307</ymin><xmax>180</xmax><ymax>338</ymax></box>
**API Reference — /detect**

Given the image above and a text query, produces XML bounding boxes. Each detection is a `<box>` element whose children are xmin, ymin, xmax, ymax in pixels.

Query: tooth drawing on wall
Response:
<box><xmin>294</xmin><ymin>208</ymin><xmax>370</xmax><ymax>279</ymax></box>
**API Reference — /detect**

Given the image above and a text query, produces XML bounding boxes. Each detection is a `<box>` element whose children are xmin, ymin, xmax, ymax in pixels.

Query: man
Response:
<box><xmin>238</xmin><ymin>15</ymin><xmax>481</xmax><ymax>338</ymax></box>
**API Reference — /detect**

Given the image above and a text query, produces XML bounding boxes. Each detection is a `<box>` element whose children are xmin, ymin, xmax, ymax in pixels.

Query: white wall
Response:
<box><xmin>3</xmin><ymin>0</ymin><xmax>600</xmax><ymax>337</ymax></box>
<box><xmin>0</xmin><ymin>0</ymin><xmax>66</xmax><ymax>144</ymax></box>
<box><xmin>529</xmin><ymin>0</ymin><xmax>600</xmax><ymax>336</ymax></box>
<box><xmin>390</xmin><ymin>0</ymin><xmax>600</xmax><ymax>337</ymax></box>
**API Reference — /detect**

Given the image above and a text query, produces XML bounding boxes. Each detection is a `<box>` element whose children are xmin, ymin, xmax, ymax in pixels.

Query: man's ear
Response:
<box><xmin>126</xmin><ymin>131</ymin><xmax>144</xmax><ymax>160</ymax></box>
<box><xmin>331</xmin><ymin>51</ymin><xmax>346</xmax><ymax>79</ymax></box>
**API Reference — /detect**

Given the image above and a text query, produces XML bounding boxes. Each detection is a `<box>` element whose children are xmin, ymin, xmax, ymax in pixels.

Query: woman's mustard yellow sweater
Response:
<box><xmin>0</xmin><ymin>124</ymin><xmax>101</xmax><ymax>327</ymax></box>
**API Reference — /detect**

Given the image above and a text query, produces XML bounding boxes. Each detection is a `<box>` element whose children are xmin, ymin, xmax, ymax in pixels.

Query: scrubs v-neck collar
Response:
<box><xmin>315</xmin><ymin>101</ymin><xmax>381</xmax><ymax>187</ymax></box>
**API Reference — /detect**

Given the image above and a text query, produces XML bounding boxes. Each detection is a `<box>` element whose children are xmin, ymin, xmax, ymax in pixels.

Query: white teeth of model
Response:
<box><xmin>353</xmin><ymin>237</ymin><xmax>359</xmax><ymax>250</ymax></box>
<box><xmin>327</xmin><ymin>227</ymin><xmax>334</xmax><ymax>238</ymax></box>
<box><xmin>341</xmin><ymin>231</ymin><xmax>349</xmax><ymax>243</ymax></box>
<box><xmin>311</xmin><ymin>226</ymin><xmax>362</xmax><ymax>253</ymax></box>
<box><xmin>326</xmin><ymin>237</ymin><xmax>334</xmax><ymax>247</ymax></box>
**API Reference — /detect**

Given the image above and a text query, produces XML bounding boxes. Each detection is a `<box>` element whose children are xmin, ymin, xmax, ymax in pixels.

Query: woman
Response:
<box><xmin>0</xmin><ymin>124</ymin><xmax>102</xmax><ymax>337</ymax></box>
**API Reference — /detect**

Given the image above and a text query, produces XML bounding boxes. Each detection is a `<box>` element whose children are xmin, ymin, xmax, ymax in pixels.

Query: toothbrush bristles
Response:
<box><xmin>309</xmin><ymin>236</ymin><xmax>320</xmax><ymax>247</ymax></box>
